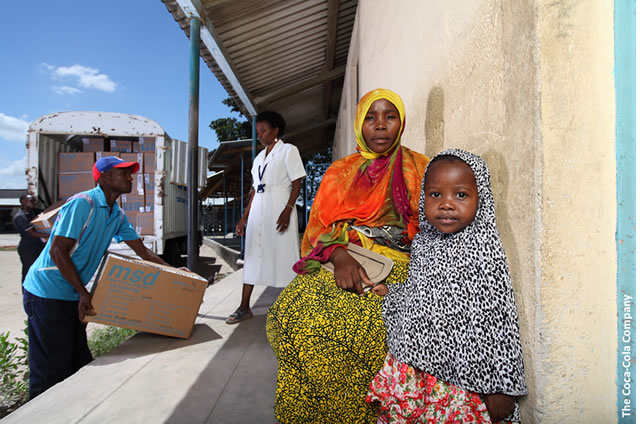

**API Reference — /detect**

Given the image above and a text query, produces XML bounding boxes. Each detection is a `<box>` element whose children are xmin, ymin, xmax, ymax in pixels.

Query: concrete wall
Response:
<box><xmin>334</xmin><ymin>0</ymin><xmax>618</xmax><ymax>421</ymax></box>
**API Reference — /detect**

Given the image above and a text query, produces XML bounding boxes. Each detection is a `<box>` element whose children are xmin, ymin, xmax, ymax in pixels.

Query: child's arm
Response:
<box><xmin>484</xmin><ymin>393</ymin><xmax>515</xmax><ymax>423</ymax></box>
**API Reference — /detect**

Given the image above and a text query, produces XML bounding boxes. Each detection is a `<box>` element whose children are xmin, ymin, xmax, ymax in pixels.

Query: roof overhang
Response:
<box><xmin>162</xmin><ymin>0</ymin><xmax>357</xmax><ymax>157</ymax></box>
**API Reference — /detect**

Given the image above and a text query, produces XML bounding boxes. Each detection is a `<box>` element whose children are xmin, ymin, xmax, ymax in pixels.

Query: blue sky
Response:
<box><xmin>0</xmin><ymin>1</ymin><xmax>236</xmax><ymax>189</ymax></box>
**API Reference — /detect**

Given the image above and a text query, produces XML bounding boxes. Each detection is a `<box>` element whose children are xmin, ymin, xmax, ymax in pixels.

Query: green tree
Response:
<box><xmin>209</xmin><ymin>97</ymin><xmax>251</xmax><ymax>141</ymax></box>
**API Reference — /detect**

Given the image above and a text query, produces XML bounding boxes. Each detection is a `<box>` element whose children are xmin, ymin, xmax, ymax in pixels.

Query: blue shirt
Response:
<box><xmin>23</xmin><ymin>186</ymin><xmax>139</xmax><ymax>301</ymax></box>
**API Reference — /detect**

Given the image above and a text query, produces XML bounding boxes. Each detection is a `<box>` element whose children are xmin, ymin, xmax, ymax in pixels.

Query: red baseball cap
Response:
<box><xmin>92</xmin><ymin>156</ymin><xmax>140</xmax><ymax>181</ymax></box>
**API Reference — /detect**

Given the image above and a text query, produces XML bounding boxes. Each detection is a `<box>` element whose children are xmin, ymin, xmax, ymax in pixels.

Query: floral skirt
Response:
<box><xmin>367</xmin><ymin>353</ymin><xmax>504</xmax><ymax>424</ymax></box>
<box><xmin>266</xmin><ymin>263</ymin><xmax>409</xmax><ymax>424</ymax></box>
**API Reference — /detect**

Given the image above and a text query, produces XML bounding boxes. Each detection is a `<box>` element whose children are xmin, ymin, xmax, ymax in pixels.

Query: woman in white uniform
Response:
<box><xmin>226</xmin><ymin>111</ymin><xmax>306</xmax><ymax>324</ymax></box>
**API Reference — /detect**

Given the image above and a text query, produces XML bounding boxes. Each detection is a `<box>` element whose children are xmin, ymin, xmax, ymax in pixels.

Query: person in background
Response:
<box><xmin>228</xmin><ymin>110</ymin><xmax>306</xmax><ymax>324</ymax></box>
<box><xmin>22</xmin><ymin>156</ymin><xmax>171</xmax><ymax>399</ymax></box>
<box><xmin>13</xmin><ymin>194</ymin><xmax>48</xmax><ymax>282</ymax></box>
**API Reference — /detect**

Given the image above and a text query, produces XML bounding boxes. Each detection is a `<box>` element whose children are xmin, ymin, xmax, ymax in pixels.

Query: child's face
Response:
<box><xmin>361</xmin><ymin>99</ymin><xmax>401</xmax><ymax>154</ymax></box>
<box><xmin>423</xmin><ymin>159</ymin><xmax>479</xmax><ymax>234</ymax></box>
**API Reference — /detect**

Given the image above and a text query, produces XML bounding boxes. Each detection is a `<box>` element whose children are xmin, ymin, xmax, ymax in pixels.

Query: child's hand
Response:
<box><xmin>484</xmin><ymin>393</ymin><xmax>515</xmax><ymax>423</ymax></box>
<box><xmin>370</xmin><ymin>283</ymin><xmax>389</xmax><ymax>297</ymax></box>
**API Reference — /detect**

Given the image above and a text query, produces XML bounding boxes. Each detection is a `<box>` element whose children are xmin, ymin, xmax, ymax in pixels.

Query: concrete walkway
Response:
<box><xmin>2</xmin><ymin>270</ymin><xmax>282</xmax><ymax>424</ymax></box>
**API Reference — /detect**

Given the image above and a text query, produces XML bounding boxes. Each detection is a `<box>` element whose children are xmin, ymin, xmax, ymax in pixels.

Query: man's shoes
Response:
<box><xmin>225</xmin><ymin>307</ymin><xmax>253</xmax><ymax>324</ymax></box>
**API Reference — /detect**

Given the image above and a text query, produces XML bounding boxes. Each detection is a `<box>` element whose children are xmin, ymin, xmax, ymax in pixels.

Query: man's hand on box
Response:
<box><xmin>78</xmin><ymin>292</ymin><xmax>96</xmax><ymax>323</ymax></box>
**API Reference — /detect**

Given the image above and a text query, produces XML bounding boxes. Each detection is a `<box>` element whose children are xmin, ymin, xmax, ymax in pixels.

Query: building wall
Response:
<box><xmin>334</xmin><ymin>0</ymin><xmax>617</xmax><ymax>421</ymax></box>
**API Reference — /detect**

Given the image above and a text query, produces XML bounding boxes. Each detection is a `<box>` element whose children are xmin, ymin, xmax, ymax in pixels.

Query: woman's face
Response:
<box><xmin>361</xmin><ymin>99</ymin><xmax>401</xmax><ymax>154</ymax></box>
<box><xmin>423</xmin><ymin>159</ymin><xmax>479</xmax><ymax>234</ymax></box>
<box><xmin>256</xmin><ymin>121</ymin><xmax>279</xmax><ymax>146</ymax></box>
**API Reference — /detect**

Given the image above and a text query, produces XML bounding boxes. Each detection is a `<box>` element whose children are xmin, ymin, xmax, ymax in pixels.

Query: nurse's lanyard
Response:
<box><xmin>257</xmin><ymin>163</ymin><xmax>268</xmax><ymax>193</ymax></box>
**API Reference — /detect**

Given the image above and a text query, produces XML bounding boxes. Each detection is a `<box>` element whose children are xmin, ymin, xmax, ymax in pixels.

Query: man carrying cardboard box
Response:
<box><xmin>13</xmin><ymin>194</ymin><xmax>48</xmax><ymax>282</ymax></box>
<box><xmin>22</xmin><ymin>156</ymin><xmax>170</xmax><ymax>399</ymax></box>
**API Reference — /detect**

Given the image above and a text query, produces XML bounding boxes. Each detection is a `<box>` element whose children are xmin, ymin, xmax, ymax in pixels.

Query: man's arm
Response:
<box><xmin>124</xmin><ymin>238</ymin><xmax>170</xmax><ymax>266</ymax></box>
<box><xmin>49</xmin><ymin>235</ymin><xmax>95</xmax><ymax>322</ymax></box>
<box><xmin>26</xmin><ymin>228</ymin><xmax>50</xmax><ymax>240</ymax></box>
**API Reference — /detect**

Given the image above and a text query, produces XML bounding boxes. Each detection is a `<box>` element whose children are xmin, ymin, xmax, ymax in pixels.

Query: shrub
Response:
<box><xmin>87</xmin><ymin>326</ymin><xmax>136</xmax><ymax>358</ymax></box>
<box><xmin>0</xmin><ymin>324</ymin><xmax>29</xmax><ymax>417</ymax></box>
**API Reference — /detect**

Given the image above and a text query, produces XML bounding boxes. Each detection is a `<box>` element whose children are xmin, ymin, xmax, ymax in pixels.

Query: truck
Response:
<box><xmin>26</xmin><ymin>111</ymin><xmax>208</xmax><ymax>265</ymax></box>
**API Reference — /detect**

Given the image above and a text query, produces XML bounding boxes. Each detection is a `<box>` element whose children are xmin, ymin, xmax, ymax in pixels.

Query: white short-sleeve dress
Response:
<box><xmin>243</xmin><ymin>139</ymin><xmax>306</xmax><ymax>287</ymax></box>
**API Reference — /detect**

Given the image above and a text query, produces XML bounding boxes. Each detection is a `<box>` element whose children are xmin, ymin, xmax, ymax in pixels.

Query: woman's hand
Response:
<box><xmin>329</xmin><ymin>248</ymin><xmax>373</xmax><ymax>295</ymax></box>
<box><xmin>235</xmin><ymin>216</ymin><xmax>248</xmax><ymax>236</ymax></box>
<box><xmin>484</xmin><ymin>393</ymin><xmax>515</xmax><ymax>423</ymax></box>
<box><xmin>276</xmin><ymin>206</ymin><xmax>292</xmax><ymax>233</ymax></box>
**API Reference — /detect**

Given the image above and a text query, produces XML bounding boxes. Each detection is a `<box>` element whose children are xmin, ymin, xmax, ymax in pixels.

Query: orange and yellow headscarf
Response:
<box><xmin>354</xmin><ymin>88</ymin><xmax>407</xmax><ymax>159</ymax></box>
<box><xmin>293</xmin><ymin>88</ymin><xmax>428</xmax><ymax>274</ymax></box>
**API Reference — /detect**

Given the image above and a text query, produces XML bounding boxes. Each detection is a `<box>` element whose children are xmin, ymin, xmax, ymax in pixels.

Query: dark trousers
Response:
<box><xmin>18</xmin><ymin>245</ymin><xmax>44</xmax><ymax>283</ymax></box>
<box><xmin>23</xmin><ymin>290</ymin><xmax>93</xmax><ymax>399</ymax></box>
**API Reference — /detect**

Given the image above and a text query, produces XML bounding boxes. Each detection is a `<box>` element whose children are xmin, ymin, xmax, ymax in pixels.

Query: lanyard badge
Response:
<box><xmin>257</xmin><ymin>163</ymin><xmax>268</xmax><ymax>193</ymax></box>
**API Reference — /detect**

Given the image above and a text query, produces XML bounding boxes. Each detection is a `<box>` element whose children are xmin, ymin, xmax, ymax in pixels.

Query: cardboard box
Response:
<box><xmin>143</xmin><ymin>174</ymin><xmax>155</xmax><ymax>212</ymax></box>
<box><xmin>58</xmin><ymin>172</ymin><xmax>95</xmax><ymax>199</ymax></box>
<box><xmin>87</xmin><ymin>254</ymin><xmax>207</xmax><ymax>338</ymax></box>
<box><xmin>81</xmin><ymin>137</ymin><xmax>105</xmax><ymax>152</ymax></box>
<box><xmin>143</xmin><ymin>152</ymin><xmax>155</xmax><ymax>172</ymax></box>
<box><xmin>110</xmin><ymin>139</ymin><xmax>132</xmax><ymax>153</ymax></box>
<box><xmin>120</xmin><ymin>193</ymin><xmax>145</xmax><ymax>220</ymax></box>
<box><xmin>59</xmin><ymin>152</ymin><xmax>95</xmax><ymax>172</ymax></box>
<box><xmin>136</xmin><ymin>137</ymin><xmax>156</xmax><ymax>153</ymax></box>
<box><xmin>120</xmin><ymin>153</ymin><xmax>144</xmax><ymax>173</ymax></box>
<box><xmin>31</xmin><ymin>206</ymin><xmax>63</xmax><ymax>233</ymax></box>
<box><xmin>136</xmin><ymin>212</ymin><xmax>154</xmax><ymax>235</ymax></box>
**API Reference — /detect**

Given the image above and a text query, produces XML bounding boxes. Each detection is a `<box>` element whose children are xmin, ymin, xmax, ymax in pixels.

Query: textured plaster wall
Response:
<box><xmin>334</xmin><ymin>0</ymin><xmax>617</xmax><ymax>421</ymax></box>
<box><xmin>536</xmin><ymin>0</ymin><xmax>617</xmax><ymax>421</ymax></box>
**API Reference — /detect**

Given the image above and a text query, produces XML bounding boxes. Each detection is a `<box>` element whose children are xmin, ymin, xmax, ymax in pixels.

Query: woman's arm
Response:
<box><xmin>329</xmin><ymin>247</ymin><xmax>373</xmax><ymax>295</ymax></box>
<box><xmin>236</xmin><ymin>189</ymin><xmax>255</xmax><ymax>236</ymax></box>
<box><xmin>275</xmin><ymin>177</ymin><xmax>303</xmax><ymax>232</ymax></box>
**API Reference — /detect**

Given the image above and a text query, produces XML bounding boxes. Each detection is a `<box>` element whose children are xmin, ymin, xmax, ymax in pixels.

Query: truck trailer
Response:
<box><xmin>26</xmin><ymin>111</ymin><xmax>208</xmax><ymax>265</ymax></box>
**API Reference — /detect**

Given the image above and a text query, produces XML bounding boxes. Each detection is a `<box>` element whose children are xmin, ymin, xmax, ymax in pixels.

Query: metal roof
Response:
<box><xmin>162</xmin><ymin>0</ymin><xmax>357</xmax><ymax>158</ymax></box>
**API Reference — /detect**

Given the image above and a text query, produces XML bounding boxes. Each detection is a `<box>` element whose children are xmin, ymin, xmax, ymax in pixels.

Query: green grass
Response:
<box><xmin>87</xmin><ymin>326</ymin><xmax>137</xmax><ymax>358</ymax></box>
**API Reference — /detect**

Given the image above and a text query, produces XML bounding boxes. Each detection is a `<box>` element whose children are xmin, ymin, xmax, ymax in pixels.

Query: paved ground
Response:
<box><xmin>1</xmin><ymin>236</ymin><xmax>281</xmax><ymax>423</ymax></box>
<box><xmin>0</xmin><ymin>234</ymin><xmax>27</xmax><ymax>341</ymax></box>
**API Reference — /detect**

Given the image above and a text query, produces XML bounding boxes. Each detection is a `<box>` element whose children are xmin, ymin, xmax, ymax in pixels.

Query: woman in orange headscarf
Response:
<box><xmin>266</xmin><ymin>89</ymin><xmax>429</xmax><ymax>424</ymax></box>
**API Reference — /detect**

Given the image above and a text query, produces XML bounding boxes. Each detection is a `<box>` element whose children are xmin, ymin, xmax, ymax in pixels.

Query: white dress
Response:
<box><xmin>243</xmin><ymin>140</ymin><xmax>306</xmax><ymax>287</ymax></box>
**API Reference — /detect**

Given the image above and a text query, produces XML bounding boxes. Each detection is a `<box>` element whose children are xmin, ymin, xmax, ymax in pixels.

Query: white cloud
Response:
<box><xmin>40</xmin><ymin>63</ymin><xmax>117</xmax><ymax>93</ymax></box>
<box><xmin>0</xmin><ymin>113</ymin><xmax>29</xmax><ymax>142</ymax></box>
<box><xmin>39</xmin><ymin>63</ymin><xmax>54</xmax><ymax>72</ymax></box>
<box><xmin>53</xmin><ymin>85</ymin><xmax>82</xmax><ymax>95</ymax></box>
<box><xmin>53</xmin><ymin>64</ymin><xmax>116</xmax><ymax>92</ymax></box>
<box><xmin>0</xmin><ymin>157</ymin><xmax>27</xmax><ymax>189</ymax></box>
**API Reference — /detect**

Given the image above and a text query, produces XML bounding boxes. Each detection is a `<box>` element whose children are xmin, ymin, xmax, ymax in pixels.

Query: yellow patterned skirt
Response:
<box><xmin>266</xmin><ymin>262</ymin><xmax>409</xmax><ymax>424</ymax></box>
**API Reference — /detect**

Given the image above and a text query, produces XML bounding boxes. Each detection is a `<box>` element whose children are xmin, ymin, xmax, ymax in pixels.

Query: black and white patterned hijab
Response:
<box><xmin>383</xmin><ymin>149</ymin><xmax>527</xmax><ymax>409</ymax></box>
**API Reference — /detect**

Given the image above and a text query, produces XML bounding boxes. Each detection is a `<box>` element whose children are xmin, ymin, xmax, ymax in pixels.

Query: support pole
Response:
<box><xmin>252</xmin><ymin>115</ymin><xmax>257</xmax><ymax>161</ymax></box>
<box><xmin>187</xmin><ymin>17</ymin><xmax>201</xmax><ymax>270</ymax></box>
<box><xmin>240</xmin><ymin>153</ymin><xmax>245</xmax><ymax>253</ymax></box>
<box><xmin>223</xmin><ymin>173</ymin><xmax>227</xmax><ymax>238</ymax></box>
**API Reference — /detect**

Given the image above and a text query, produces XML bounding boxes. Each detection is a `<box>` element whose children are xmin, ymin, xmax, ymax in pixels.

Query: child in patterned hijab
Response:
<box><xmin>366</xmin><ymin>149</ymin><xmax>527</xmax><ymax>423</ymax></box>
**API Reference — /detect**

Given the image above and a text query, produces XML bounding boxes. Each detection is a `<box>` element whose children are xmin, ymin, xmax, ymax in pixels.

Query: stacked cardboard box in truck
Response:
<box><xmin>58</xmin><ymin>152</ymin><xmax>96</xmax><ymax>200</ymax></box>
<box><xmin>133</xmin><ymin>137</ymin><xmax>156</xmax><ymax>153</ymax></box>
<box><xmin>110</xmin><ymin>139</ymin><xmax>132</xmax><ymax>153</ymax></box>
<box><xmin>81</xmin><ymin>137</ymin><xmax>105</xmax><ymax>152</ymax></box>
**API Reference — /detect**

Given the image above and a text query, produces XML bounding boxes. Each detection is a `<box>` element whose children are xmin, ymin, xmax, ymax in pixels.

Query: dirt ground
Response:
<box><xmin>0</xmin><ymin>234</ymin><xmax>234</xmax><ymax>343</ymax></box>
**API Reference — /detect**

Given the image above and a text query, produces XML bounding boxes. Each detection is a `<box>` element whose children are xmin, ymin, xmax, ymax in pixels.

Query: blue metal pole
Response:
<box><xmin>187</xmin><ymin>17</ymin><xmax>201</xmax><ymax>270</ymax></box>
<box><xmin>240</xmin><ymin>153</ymin><xmax>245</xmax><ymax>252</ymax></box>
<box><xmin>223</xmin><ymin>173</ymin><xmax>227</xmax><ymax>238</ymax></box>
<box><xmin>304</xmin><ymin>164</ymin><xmax>309</xmax><ymax>227</ymax></box>
<box><xmin>252</xmin><ymin>115</ymin><xmax>257</xmax><ymax>161</ymax></box>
